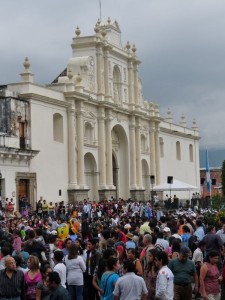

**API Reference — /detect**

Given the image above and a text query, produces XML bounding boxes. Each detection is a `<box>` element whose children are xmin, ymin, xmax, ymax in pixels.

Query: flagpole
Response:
<box><xmin>99</xmin><ymin>0</ymin><xmax>102</xmax><ymax>21</ymax></box>
<box><xmin>206</xmin><ymin>149</ymin><xmax>211</xmax><ymax>206</ymax></box>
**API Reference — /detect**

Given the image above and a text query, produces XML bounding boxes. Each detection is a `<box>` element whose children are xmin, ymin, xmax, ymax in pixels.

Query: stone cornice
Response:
<box><xmin>160</xmin><ymin>127</ymin><xmax>200</xmax><ymax>140</ymax></box>
<box><xmin>19</xmin><ymin>93</ymin><xmax>69</xmax><ymax>108</ymax></box>
<box><xmin>0</xmin><ymin>146</ymin><xmax>39</xmax><ymax>161</ymax></box>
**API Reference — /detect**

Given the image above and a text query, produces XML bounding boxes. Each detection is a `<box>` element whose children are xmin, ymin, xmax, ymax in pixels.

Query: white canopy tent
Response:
<box><xmin>153</xmin><ymin>179</ymin><xmax>199</xmax><ymax>192</ymax></box>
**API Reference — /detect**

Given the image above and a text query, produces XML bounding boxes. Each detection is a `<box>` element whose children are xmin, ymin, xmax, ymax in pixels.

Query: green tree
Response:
<box><xmin>222</xmin><ymin>160</ymin><xmax>225</xmax><ymax>196</ymax></box>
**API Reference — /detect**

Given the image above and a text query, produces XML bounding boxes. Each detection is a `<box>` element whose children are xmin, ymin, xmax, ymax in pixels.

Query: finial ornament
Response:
<box><xmin>94</xmin><ymin>23</ymin><xmax>100</xmax><ymax>34</ymax></box>
<box><xmin>67</xmin><ymin>68</ymin><xmax>73</xmax><ymax>80</ymax></box>
<box><xmin>132</xmin><ymin>44</ymin><xmax>136</xmax><ymax>53</ymax></box>
<box><xmin>23</xmin><ymin>57</ymin><xmax>30</xmax><ymax>70</ymax></box>
<box><xmin>76</xmin><ymin>73</ymin><xmax>82</xmax><ymax>84</ymax></box>
<box><xmin>75</xmin><ymin>26</ymin><xmax>81</xmax><ymax>37</ymax></box>
<box><xmin>101</xmin><ymin>25</ymin><xmax>107</xmax><ymax>38</ymax></box>
<box><xmin>126</xmin><ymin>41</ymin><xmax>131</xmax><ymax>51</ymax></box>
<box><xmin>107</xmin><ymin>17</ymin><xmax>111</xmax><ymax>24</ymax></box>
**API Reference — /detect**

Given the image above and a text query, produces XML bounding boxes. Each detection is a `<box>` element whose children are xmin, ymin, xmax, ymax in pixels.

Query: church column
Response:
<box><xmin>129</xmin><ymin>115</ymin><xmax>137</xmax><ymax>188</ymax></box>
<box><xmin>149</xmin><ymin>122</ymin><xmax>156</xmax><ymax>179</ymax></box>
<box><xmin>76</xmin><ymin>100</ymin><xmax>85</xmax><ymax>187</ymax></box>
<box><xmin>67</xmin><ymin>100</ymin><xmax>78</xmax><ymax>188</ymax></box>
<box><xmin>105</xmin><ymin>109</ymin><xmax>113</xmax><ymax>187</ymax></box>
<box><xmin>133</xmin><ymin>60</ymin><xmax>139</xmax><ymax>107</ymax></box>
<box><xmin>98</xmin><ymin>106</ymin><xmax>106</xmax><ymax>188</ymax></box>
<box><xmin>135</xmin><ymin>117</ymin><xmax>142</xmax><ymax>187</ymax></box>
<box><xmin>103</xmin><ymin>46</ymin><xmax>110</xmax><ymax>99</ymax></box>
<box><xmin>154</xmin><ymin>121</ymin><xmax>160</xmax><ymax>184</ymax></box>
<box><xmin>96</xmin><ymin>44</ymin><xmax>103</xmax><ymax>97</ymax></box>
<box><xmin>128</xmin><ymin>59</ymin><xmax>134</xmax><ymax>109</ymax></box>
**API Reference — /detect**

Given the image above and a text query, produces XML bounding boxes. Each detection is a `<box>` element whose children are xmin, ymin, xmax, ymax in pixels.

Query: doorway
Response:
<box><xmin>18</xmin><ymin>179</ymin><xmax>29</xmax><ymax>200</ymax></box>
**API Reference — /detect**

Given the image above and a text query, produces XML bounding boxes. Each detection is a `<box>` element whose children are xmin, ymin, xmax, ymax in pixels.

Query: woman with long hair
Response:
<box><xmin>126</xmin><ymin>248</ymin><xmax>143</xmax><ymax>276</ymax></box>
<box><xmin>24</xmin><ymin>255</ymin><xmax>42</xmax><ymax>300</ymax></box>
<box><xmin>145</xmin><ymin>249</ymin><xmax>158</xmax><ymax>300</ymax></box>
<box><xmin>64</xmin><ymin>244</ymin><xmax>86</xmax><ymax>300</ymax></box>
<box><xmin>200</xmin><ymin>250</ymin><xmax>221</xmax><ymax>300</ymax></box>
<box><xmin>36</xmin><ymin>264</ymin><xmax>52</xmax><ymax>300</ymax></box>
<box><xmin>171</xmin><ymin>239</ymin><xmax>181</xmax><ymax>260</ymax></box>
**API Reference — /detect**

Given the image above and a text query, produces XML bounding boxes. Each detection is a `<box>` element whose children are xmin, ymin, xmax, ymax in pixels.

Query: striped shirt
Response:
<box><xmin>0</xmin><ymin>269</ymin><xmax>25</xmax><ymax>298</ymax></box>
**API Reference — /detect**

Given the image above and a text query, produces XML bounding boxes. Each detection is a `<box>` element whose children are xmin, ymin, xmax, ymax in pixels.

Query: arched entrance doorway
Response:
<box><xmin>84</xmin><ymin>153</ymin><xmax>97</xmax><ymax>201</ymax></box>
<box><xmin>111</xmin><ymin>125</ymin><xmax>129</xmax><ymax>199</ymax></box>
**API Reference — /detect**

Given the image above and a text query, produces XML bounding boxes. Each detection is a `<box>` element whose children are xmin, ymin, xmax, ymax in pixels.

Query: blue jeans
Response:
<box><xmin>68</xmin><ymin>285</ymin><xmax>83</xmax><ymax>300</ymax></box>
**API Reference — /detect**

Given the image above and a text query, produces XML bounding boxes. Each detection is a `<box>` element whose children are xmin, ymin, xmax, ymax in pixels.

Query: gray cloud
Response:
<box><xmin>1</xmin><ymin>0</ymin><xmax>225</xmax><ymax>151</ymax></box>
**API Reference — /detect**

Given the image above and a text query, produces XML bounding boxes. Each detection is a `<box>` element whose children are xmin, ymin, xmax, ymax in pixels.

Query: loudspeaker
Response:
<box><xmin>150</xmin><ymin>175</ymin><xmax>155</xmax><ymax>184</ymax></box>
<box><xmin>200</xmin><ymin>178</ymin><xmax>205</xmax><ymax>185</ymax></box>
<box><xmin>212</xmin><ymin>179</ymin><xmax>216</xmax><ymax>185</ymax></box>
<box><xmin>59</xmin><ymin>189</ymin><xmax>62</xmax><ymax>196</ymax></box>
<box><xmin>167</xmin><ymin>176</ymin><xmax>173</xmax><ymax>184</ymax></box>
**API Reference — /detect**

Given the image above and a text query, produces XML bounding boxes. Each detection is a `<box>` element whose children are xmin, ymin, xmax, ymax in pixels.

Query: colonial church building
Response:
<box><xmin>0</xmin><ymin>19</ymin><xmax>200</xmax><ymax>209</ymax></box>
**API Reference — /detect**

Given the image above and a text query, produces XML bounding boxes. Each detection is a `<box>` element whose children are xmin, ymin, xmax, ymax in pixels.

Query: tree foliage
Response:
<box><xmin>222</xmin><ymin>160</ymin><xmax>225</xmax><ymax>196</ymax></box>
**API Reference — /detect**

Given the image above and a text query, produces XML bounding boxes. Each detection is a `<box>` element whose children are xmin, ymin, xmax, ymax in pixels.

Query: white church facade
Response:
<box><xmin>0</xmin><ymin>19</ymin><xmax>200</xmax><ymax>209</ymax></box>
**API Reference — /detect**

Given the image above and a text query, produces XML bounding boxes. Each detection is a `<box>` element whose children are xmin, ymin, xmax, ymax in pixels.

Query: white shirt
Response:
<box><xmin>192</xmin><ymin>247</ymin><xmax>203</xmax><ymax>264</ymax></box>
<box><xmin>54</xmin><ymin>262</ymin><xmax>67</xmax><ymax>288</ymax></box>
<box><xmin>64</xmin><ymin>255</ymin><xmax>86</xmax><ymax>285</ymax></box>
<box><xmin>113</xmin><ymin>272</ymin><xmax>148</xmax><ymax>300</ymax></box>
<box><xmin>155</xmin><ymin>265</ymin><xmax>174</xmax><ymax>300</ymax></box>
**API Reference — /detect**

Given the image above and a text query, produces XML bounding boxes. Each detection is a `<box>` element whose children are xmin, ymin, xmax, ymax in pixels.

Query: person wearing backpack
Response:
<box><xmin>101</xmin><ymin>257</ymin><xmax>120</xmax><ymax>300</ymax></box>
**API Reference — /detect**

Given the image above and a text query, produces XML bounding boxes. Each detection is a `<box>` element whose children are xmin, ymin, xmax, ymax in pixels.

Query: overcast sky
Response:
<box><xmin>1</xmin><ymin>0</ymin><xmax>225</xmax><ymax>153</ymax></box>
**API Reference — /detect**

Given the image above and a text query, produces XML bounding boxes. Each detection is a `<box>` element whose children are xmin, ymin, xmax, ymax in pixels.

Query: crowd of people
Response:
<box><xmin>0</xmin><ymin>197</ymin><xmax>225</xmax><ymax>300</ymax></box>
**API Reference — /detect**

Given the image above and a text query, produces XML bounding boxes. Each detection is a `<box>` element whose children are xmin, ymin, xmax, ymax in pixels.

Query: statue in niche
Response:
<box><xmin>113</xmin><ymin>84</ymin><xmax>119</xmax><ymax>102</ymax></box>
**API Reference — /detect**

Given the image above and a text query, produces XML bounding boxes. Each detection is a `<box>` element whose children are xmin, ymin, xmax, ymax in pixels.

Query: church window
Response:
<box><xmin>113</xmin><ymin>65</ymin><xmax>122</xmax><ymax>103</ymax></box>
<box><xmin>176</xmin><ymin>141</ymin><xmax>181</xmax><ymax>160</ymax></box>
<box><xmin>159</xmin><ymin>137</ymin><xmax>164</xmax><ymax>158</ymax></box>
<box><xmin>189</xmin><ymin>144</ymin><xmax>194</xmax><ymax>162</ymax></box>
<box><xmin>53</xmin><ymin>113</ymin><xmax>63</xmax><ymax>143</ymax></box>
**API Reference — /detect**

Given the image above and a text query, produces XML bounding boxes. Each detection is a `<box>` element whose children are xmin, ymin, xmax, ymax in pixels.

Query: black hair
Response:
<box><xmin>107</xmin><ymin>257</ymin><xmax>118</xmax><ymax>271</ymax></box>
<box><xmin>13</xmin><ymin>255</ymin><xmax>23</xmax><ymax>267</ymax></box>
<box><xmin>53</xmin><ymin>250</ymin><xmax>64</xmax><ymax>262</ymax></box>
<box><xmin>47</xmin><ymin>271</ymin><xmax>61</xmax><ymax>285</ymax></box>
<box><xmin>123</xmin><ymin>260</ymin><xmax>136</xmax><ymax>273</ymax></box>
<box><xmin>155</xmin><ymin>250</ymin><xmax>169</xmax><ymax>266</ymax></box>
<box><xmin>172</xmin><ymin>239</ymin><xmax>181</xmax><ymax>253</ymax></box>
<box><xmin>197</xmin><ymin>240</ymin><xmax>206</xmax><ymax>248</ymax></box>
<box><xmin>196</xmin><ymin>219</ymin><xmax>202</xmax><ymax>227</ymax></box>
<box><xmin>207</xmin><ymin>225</ymin><xmax>215</xmax><ymax>233</ymax></box>
<box><xmin>205</xmin><ymin>250</ymin><xmax>219</xmax><ymax>262</ymax></box>
<box><xmin>27</xmin><ymin>230</ymin><xmax>35</xmax><ymax>239</ymax></box>
<box><xmin>102</xmin><ymin>248</ymin><xmax>117</xmax><ymax>259</ymax></box>
<box><xmin>182</xmin><ymin>225</ymin><xmax>190</xmax><ymax>233</ymax></box>
<box><xmin>1</xmin><ymin>247</ymin><xmax>10</xmax><ymax>257</ymax></box>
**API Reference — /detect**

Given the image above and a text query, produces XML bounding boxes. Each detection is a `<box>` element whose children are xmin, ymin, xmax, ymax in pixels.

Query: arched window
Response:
<box><xmin>113</xmin><ymin>65</ymin><xmax>122</xmax><ymax>103</ymax></box>
<box><xmin>189</xmin><ymin>144</ymin><xmax>194</xmax><ymax>162</ymax></box>
<box><xmin>84</xmin><ymin>122</ymin><xmax>93</xmax><ymax>144</ymax></box>
<box><xmin>159</xmin><ymin>137</ymin><xmax>164</xmax><ymax>158</ymax></box>
<box><xmin>176</xmin><ymin>141</ymin><xmax>181</xmax><ymax>160</ymax></box>
<box><xmin>53</xmin><ymin>113</ymin><xmax>63</xmax><ymax>143</ymax></box>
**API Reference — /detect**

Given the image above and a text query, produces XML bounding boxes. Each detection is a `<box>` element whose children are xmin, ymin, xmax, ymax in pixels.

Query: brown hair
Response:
<box><xmin>68</xmin><ymin>244</ymin><xmax>78</xmax><ymax>260</ymax></box>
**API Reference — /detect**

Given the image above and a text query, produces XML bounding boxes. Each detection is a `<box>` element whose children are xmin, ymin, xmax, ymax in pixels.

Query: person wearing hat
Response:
<box><xmin>168</xmin><ymin>246</ymin><xmax>198</xmax><ymax>300</ymax></box>
<box><xmin>125</xmin><ymin>232</ymin><xmax>136</xmax><ymax>250</ymax></box>
<box><xmin>163</xmin><ymin>227</ymin><xmax>171</xmax><ymax>241</ymax></box>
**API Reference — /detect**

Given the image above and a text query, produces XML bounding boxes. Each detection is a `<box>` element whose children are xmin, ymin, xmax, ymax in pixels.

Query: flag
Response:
<box><xmin>206</xmin><ymin>149</ymin><xmax>211</xmax><ymax>193</ymax></box>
